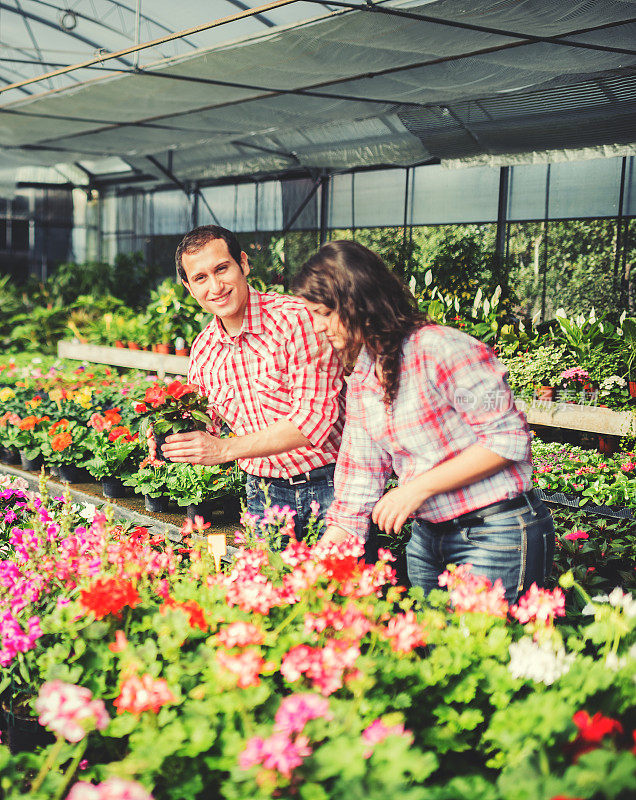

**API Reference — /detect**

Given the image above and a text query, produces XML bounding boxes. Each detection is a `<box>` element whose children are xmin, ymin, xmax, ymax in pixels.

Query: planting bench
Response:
<box><xmin>58</xmin><ymin>341</ymin><xmax>189</xmax><ymax>378</ymax></box>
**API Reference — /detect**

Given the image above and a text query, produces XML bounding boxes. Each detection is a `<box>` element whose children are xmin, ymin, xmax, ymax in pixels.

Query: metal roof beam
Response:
<box><xmin>0</xmin><ymin>0</ymin><xmax>301</xmax><ymax>96</ymax></box>
<box><xmin>307</xmin><ymin>2</ymin><xmax>636</xmax><ymax>57</ymax></box>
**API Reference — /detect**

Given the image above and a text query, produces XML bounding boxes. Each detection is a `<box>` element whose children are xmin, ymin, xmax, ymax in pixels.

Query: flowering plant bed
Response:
<box><xmin>0</xmin><ymin>481</ymin><xmax>634</xmax><ymax>799</ymax></box>
<box><xmin>532</xmin><ymin>439</ymin><xmax>636</xmax><ymax>508</ymax></box>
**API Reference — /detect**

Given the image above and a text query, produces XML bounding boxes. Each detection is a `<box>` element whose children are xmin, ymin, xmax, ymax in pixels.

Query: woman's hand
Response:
<box><xmin>371</xmin><ymin>479</ymin><xmax>431</xmax><ymax>535</ymax></box>
<box><xmin>316</xmin><ymin>525</ymin><xmax>354</xmax><ymax>550</ymax></box>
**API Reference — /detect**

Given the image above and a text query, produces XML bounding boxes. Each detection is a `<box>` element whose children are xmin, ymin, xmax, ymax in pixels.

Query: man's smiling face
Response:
<box><xmin>181</xmin><ymin>238</ymin><xmax>251</xmax><ymax>336</ymax></box>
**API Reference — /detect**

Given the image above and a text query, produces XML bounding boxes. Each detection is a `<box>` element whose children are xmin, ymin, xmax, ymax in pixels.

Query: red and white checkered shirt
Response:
<box><xmin>326</xmin><ymin>324</ymin><xmax>533</xmax><ymax>540</ymax></box>
<box><xmin>188</xmin><ymin>287</ymin><xmax>344</xmax><ymax>478</ymax></box>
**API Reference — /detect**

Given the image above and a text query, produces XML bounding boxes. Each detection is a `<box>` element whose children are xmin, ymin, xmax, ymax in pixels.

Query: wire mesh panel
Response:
<box><xmin>198</xmin><ymin>185</ymin><xmax>236</xmax><ymax>229</ymax></box>
<box><xmin>411</xmin><ymin>165</ymin><xmax>499</xmax><ymax>225</ymax></box>
<box><xmin>351</xmin><ymin>169</ymin><xmax>406</xmax><ymax>228</ymax></box>
<box><xmin>548</xmin><ymin>158</ymin><xmax>622</xmax><ymax>219</ymax></box>
<box><xmin>151</xmin><ymin>190</ymin><xmax>191</xmax><ymax>235</ymax></box>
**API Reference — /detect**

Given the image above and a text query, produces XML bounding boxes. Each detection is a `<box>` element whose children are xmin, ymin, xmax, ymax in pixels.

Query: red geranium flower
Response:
<box><xmin>165</xmin><ymin>380</ymin><xmax>197</xmax><ymax>400</ymax></box>
<box><xmin>145</xmin><ymin>385</ymin><xmax>167</xmax><ymax>407</ymax></box>
<box><xmin>134</xmin><ymin>402</ymin><xmax>148</xmax><ymax>414</ymax></box>
<box><xmin>79</xmin><ymin>577</ymin><xmax>141</xmax><ymax>620</ymax></box>
<box><xmin>18</xmin><ymin>415</ymin><xmax>39</xmax><ymax>431</ymax></box>
<box><xmin>568</xmin><ymin>710</ymin><xmax>624</xmax><ymax>762</ymax></box>
<box><xmin>161</xmin><ymin>597</ymin><xmax>208</xmax><ymax>631</ymax></box>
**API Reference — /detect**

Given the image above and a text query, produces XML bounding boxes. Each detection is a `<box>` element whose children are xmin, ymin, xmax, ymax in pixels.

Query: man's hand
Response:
<box><xmin>161</xmin><ymin>430</ymin><xmax>230</xmax><ymax>466</ymax></box>
<box><xmin>371</xmin><ymin>479</ymin><xmax>431</xmax><ymax>535</ymax></box>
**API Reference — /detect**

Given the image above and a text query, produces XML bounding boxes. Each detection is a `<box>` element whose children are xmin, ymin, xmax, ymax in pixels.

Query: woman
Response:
<box><xmin>291</xmin><ymin>240</ymin><xmax>554</xmax><ymax>602</ymax></box>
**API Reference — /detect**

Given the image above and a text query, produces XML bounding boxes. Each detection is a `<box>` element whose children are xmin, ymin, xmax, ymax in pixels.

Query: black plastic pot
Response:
<box><xmin>153</xmin><ymin>432</ymin><xmax>171</xmax><ymax>463</ymax></box>
<box><xmin>0</xmin><ymin>447</ymin><xmax>20</xmax><ymax>465</ymax></box>
<box><xmin>145</xmin><ymin>494</ymin><xmax>169</xmax><ymax>513</ymax></box>
<box><xmin>2</xmin><ymin>707</ymin><xmax>54</xmax><ymax>754</ymax></box>
<box><xmin>19</xmin><ymin>451</ymin><xmax>43</xmax><ymax>471</ymax></box>
<box><xmin>57</xmin><ymin>464</ymin><xmax>89</xmax><ymax>483</ymax></box>
<box><xmin>102</xmin><ymin>476</ymin><xmax>126</xmax><ymax>499</ymax></box>
<box><xmin>188</xmin><ymin>495</ymin><xmax>241</xmax><ymax>524</ymax></box>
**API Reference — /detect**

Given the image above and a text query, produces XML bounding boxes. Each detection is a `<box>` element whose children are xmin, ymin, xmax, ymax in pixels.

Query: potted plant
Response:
<box><xmin>122</xmin><ymin>460</ymin><xmax>174</xmax><ymax>512</ymax></box>
<box><xmin>502</xmin><ymin>343</ymin><xmax>572</xmax><ymax>401</ymax></box>
<box><xmin>40</xmin><ymin>419</ymin><xmax>94</xmax><ymax>483</ymax></box>
<box><xmin>164</xmin><ymin>462</ymin><xmax>243</xmax><ymax>522</ymax></box>
<box><xmin>84</xmin><ymin>414</ymin><xmax>141</xmax><ymax>498</ymax></box>
<box><xmin>134</xmin><ymin>379</ymin><xmax>214</xmax><ymax>463</ymax></box>
<box><xmin>3</xmin><ymin>413</ymin><xmax>51</xmax><ymax>471</ymax></box>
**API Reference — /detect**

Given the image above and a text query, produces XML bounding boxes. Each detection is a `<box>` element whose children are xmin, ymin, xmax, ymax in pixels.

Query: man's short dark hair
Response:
<box><xmin>175</xmin><ymin>225</ymin><xmax>242</xmax><ymax>282</ymax></box>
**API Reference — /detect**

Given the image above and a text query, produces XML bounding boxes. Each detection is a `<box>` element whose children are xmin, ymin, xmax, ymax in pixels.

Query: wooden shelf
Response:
<box><xmin>516</xmin><ymin>398</ymin><xmax>634</xmax><ymax>436</ymax></box>
<box><xmin>58</xmin><ymin>341</ymin><xmax>189</xmax><ymax>377</ymax></box>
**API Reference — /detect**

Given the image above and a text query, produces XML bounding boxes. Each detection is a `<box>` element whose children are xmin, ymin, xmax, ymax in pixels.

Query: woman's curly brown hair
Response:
<box><xmin>292</xmin><ymin>240</ymin><xmax>430</xmax><ymax>406</ymax></box>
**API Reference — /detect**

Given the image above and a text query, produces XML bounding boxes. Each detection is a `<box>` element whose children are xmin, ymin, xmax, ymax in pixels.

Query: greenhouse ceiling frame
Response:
<box><xmin>0</xmin><ymin>0</ymin><xmax>634</xmax><ymax>208</ymax></box>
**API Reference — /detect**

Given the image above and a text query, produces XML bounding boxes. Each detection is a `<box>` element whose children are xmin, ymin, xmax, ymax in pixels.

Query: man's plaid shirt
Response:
<box><xmin>188</xmin><ymin>287</ymin><xmax>344</xmax><ymax>478</ymax></box>
<box><xmin>326</xmin><ymin>324</ymin><xmax>533</xmax><ymax>540</ymax></box>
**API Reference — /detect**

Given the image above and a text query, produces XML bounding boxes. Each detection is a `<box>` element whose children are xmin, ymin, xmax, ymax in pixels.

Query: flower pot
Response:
<box><xmin>114</xmin><ymin>340</ymin><xmax>125</xmax><ymax>349</ymax></box>
<box><xmin>175</xmin><ymin>347</ymin><xmax>190</xmax><ymax>357</ymax></box>
<box><xmin>57</xmin><ymin>464</ymin><xmax>89</xmax><ymax>483</ymax></box>
<box><xmin>629</xmin><ymin>381</ymin><xmax>636</xmax><ymax>398</ymax></box>
<box><xmin>153</xmin><ymin>432</ymin><xmax>171</xmax><ymax>463</ymax></box>
<box><xmin>102</xmin><ymin>476</ymin><xmax>126</xmax><ymax>499</ymax></box>
<box><xmin>128</xmin><ymin>341</ymin><xmax>141</xmax><ymax>350</ymax></box>
<box><xmin>188</xmin><ymin>496</ymin><xmax>240</xmax><ymax>523</ymax></box>
<box><xmin>0</xmin><ymin>447</ymin><xmax>20</xmax><ymax>465</ymax></box>
<box><xmin>19</xmin><ymin>451</ymin><xmax>43</xmax><ymax>471</ymax></box>
<box><xmin>145</xmin><ymin>494</ymin><xmax>169</xmax><ymax>513</ymax></box>
<box><xmin>598</xmin><ymin>434</ymin><xmax>619</xmax><ymax>456</ymax></box>
<box><xmin>49</xmin><ymin>463</ymin><xmax>59</xmax><ymax>477</ymax></box>
<box><xmin>156</xmin><ymin>343</ymin><xmax>173</xmax><ymax>355</ymax></box>
<box><xmin>2</xmin><ymin>706</ymin><xmax>54</xmax><ymax>754</ymax></box>
<box><xmin>536</xmin><ymin>386</ymin><xmax>555</xmax><ymax>401</ymax></box>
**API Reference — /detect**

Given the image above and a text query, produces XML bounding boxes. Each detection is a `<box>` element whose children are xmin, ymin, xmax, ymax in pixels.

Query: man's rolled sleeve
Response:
<box><xmin>325</xmin><ymin>407</ymin><xmax>393</xmax><ymax>541</ymax></box>
<box><xmin>434</xmin><ymin>334</ymin><xmax>531</xmax><ymax>464</ymax></box>
<box><xmin>285</xmin><ymin>311</ymin><xmax>343</xmax><ymax>447</ymax></box>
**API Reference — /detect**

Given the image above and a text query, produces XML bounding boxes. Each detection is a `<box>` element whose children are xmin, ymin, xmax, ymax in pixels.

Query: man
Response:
<box><xmin>161</xmin><ymin>225</ymin><xmax>344</xmax><ymax>541</ymax></box>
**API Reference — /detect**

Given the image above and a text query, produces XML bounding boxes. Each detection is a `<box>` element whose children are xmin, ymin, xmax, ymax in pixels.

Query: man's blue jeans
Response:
<box><xmin>406</xmin><ymin>493</ymin><xmax>555</xmax><ymax>603</ymax></box>
<box><xmin>245</xmin><ymin>466</ymin><xmax>335</xmax><ymax>545</ymax></box>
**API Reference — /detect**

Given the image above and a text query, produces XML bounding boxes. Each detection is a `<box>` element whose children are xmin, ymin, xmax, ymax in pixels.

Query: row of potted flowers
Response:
<box><xmin>0</xmin><ymin>363</ymin><xmax>244</xmax><ymax>518</ymax></box>
<box><xmin>0</xmin><ymin>475</ymin><xmax>634</xmax><ymax>799</ymax></box>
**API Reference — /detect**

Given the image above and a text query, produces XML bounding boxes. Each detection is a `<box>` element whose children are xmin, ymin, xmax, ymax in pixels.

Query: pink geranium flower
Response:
<box><xmin>510</xmin><ymin>583</ymin><xmax>566</xmax><ymax>626</ymax></box>
<box><xmin>274</xmin><ymin>693</ymin><xmax>332</xmax><ymax>735</ymax></box>
<box><xmin>67</xmin><ymin>778</ymin><xmax>154</xmax><ymax>800</ymax></box>
<box><xmin>382</xmin><ymin>609</ymin><xmax>427</xmax><ymax>654</ymax></box>
<box><xmin>438</xmin><ymin>564</ymin><xmax>509</xmax><ymax>617</ymax></box>
<box><xmin>35</xmin><ymin>681</ymin><xmax>109</xmax><ymax>742</ymax></box>
<box><xmin>239</xmin><ymin>732</ymin><xmax>312</xmax><ymax>778</ymax></box>
<box><xmin>362</xmin><ymin>718</ymin><xmax>413</xmax><ymax>758</ymax></box>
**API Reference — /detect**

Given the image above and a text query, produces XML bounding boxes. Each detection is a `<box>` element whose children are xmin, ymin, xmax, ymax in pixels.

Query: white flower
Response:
<box><xmin>508</xmin><ymin>637</ymin><xmax>575</xmax><ymax>685</ymax></box>
<box><xmin>408</xmin><ymin>275</ymin><xmax>417</xmax><ymax>294</ymax></box>
<box><xmin>608</xmin><ymin>587</ymin><xmax>636</xmax><ymax>617</ymax></box>
<box><xmin>424</xmin><ymin>269</ymin><xmax>433</xmax><ymax>287</ymax></box>
<box><xmin>77</xmin><ymin>503</ymin><xmax>98</xmax><ymax>521</ymax></box>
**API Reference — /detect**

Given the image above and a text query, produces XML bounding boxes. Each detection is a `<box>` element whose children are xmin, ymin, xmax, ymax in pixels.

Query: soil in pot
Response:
<box><xmin>145</xmin><ymin>494</ymin><xmax>169</xmax><ymax>513</ymax></box>
<box><xmin>102</xmin><ymin>476</ymin><xmax>126</xmax><ymax>498</ymax></box>
<box><xmin>19</xmin><ymin>451</ymin><xmax>43</xmax><ymax>471</ymax></box>
<box><xmin>57</xmin><ymin>464</ymin><xmax>90</xmax><ymax>483</ymax></box>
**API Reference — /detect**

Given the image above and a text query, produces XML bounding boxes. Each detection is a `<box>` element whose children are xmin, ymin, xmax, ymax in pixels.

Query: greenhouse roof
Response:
<box><xmin>0</xmin><ymin>0</ymin><xmax>635</xmax><ymax>190</ymax></box>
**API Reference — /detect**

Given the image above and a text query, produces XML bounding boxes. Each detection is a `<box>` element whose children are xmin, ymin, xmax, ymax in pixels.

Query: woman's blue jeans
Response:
<box><xmin>406</xmin><ymin>493</ymin><xmax>555</xmax><ymax>603</ymax></box>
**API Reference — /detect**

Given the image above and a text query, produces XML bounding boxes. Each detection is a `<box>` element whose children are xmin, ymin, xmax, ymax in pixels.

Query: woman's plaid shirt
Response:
<box><xmin>188</xmin><ymin>287</ymin><xmax>344</xmax><ymax>478</ymax></box>
<box><xmin>326</xmin><ymin>325</ymin><xmax>533</xmax><ymax>540</ymax></box>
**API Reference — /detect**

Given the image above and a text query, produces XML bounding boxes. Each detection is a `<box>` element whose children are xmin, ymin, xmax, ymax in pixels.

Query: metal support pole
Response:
<box><xmin>614</xmin><ymin>156</ymin><xmax>627</xmax><ymax>302</ymax></box>
<box><xmin>495</xmin><ymin>166</ymin><xmax>509</xmax><ymax>267</ymax></box>
<box><xmin>540</xmin><ymin>164</ymin><xmax>551</xmax><ymax>322</ymax></box>
<box><xmin>319</xmin><ymin>172</ymin><xmax>330</xmax><ymax>246</ymax></box>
